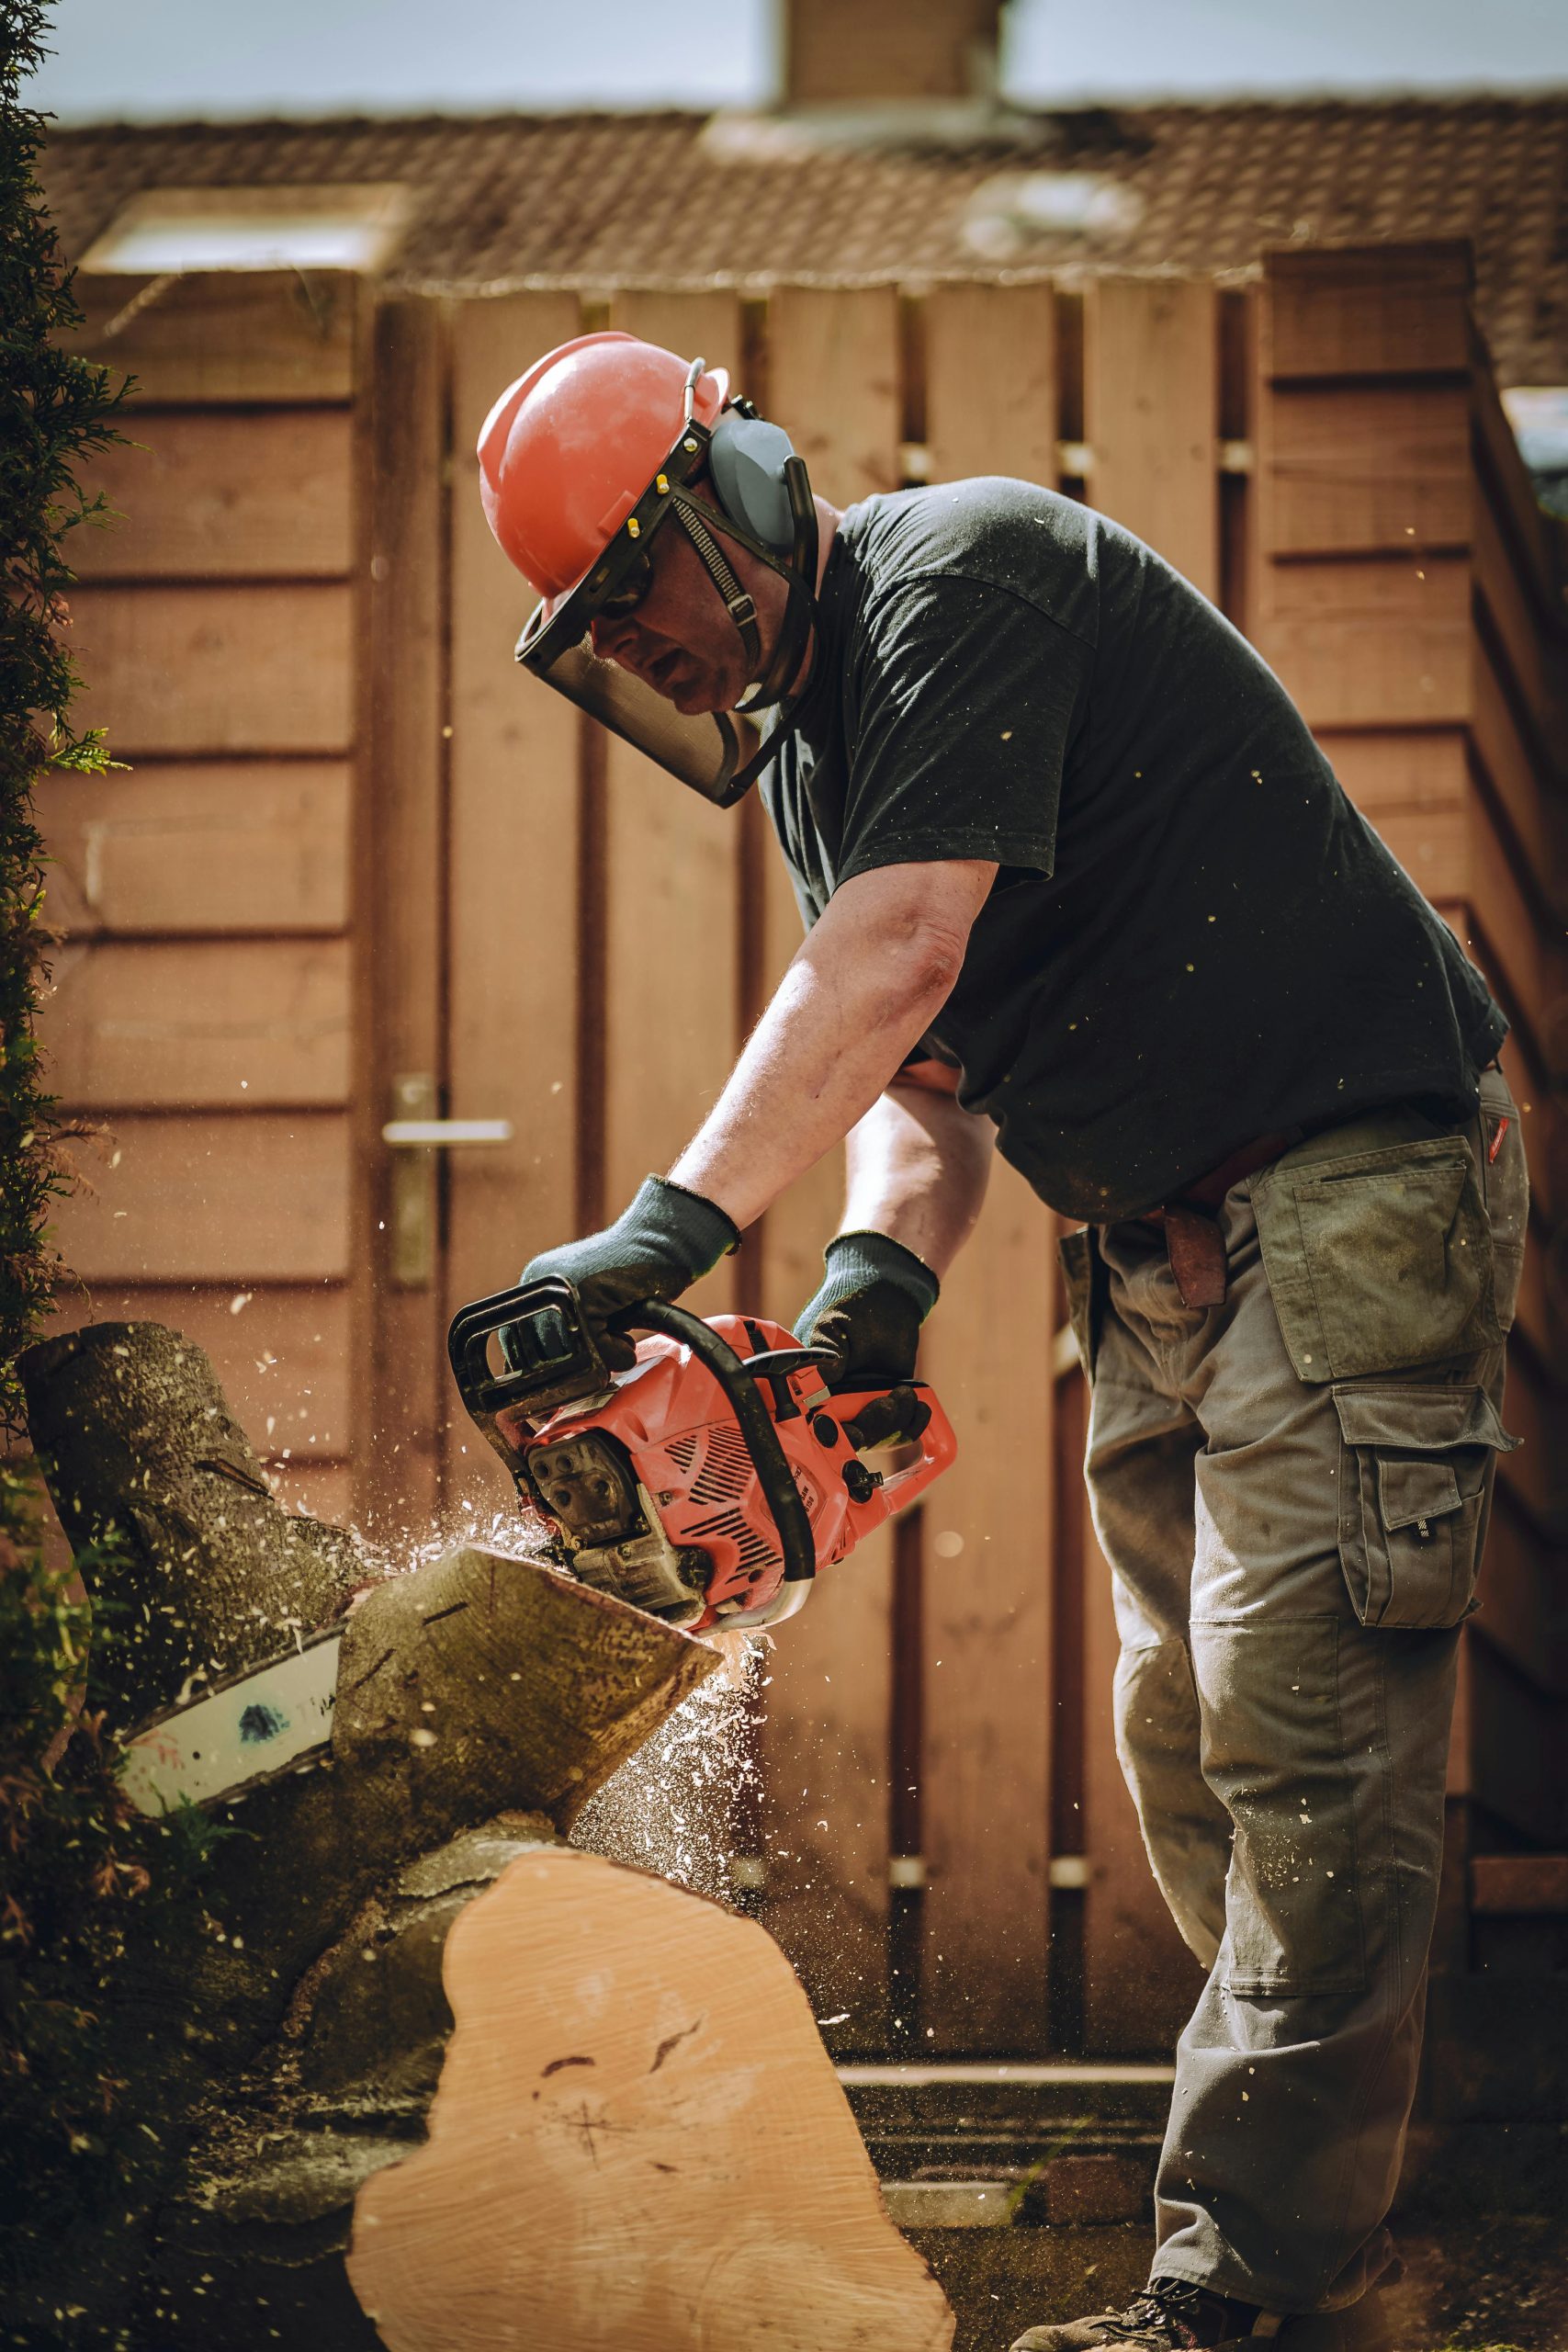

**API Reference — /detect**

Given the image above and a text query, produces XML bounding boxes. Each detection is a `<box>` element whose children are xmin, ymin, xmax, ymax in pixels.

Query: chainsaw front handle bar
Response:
<box><xmin>619</xmin><ymin>1300</ymin><xmax>819</xmax><ymax>1585</ymax></box>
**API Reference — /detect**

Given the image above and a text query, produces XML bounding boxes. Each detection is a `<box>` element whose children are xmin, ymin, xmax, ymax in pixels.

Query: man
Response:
<box><xmin>476</xmin><ymin>334</ymin><xmax>1526</xmax><ymax>2350</ymax></box>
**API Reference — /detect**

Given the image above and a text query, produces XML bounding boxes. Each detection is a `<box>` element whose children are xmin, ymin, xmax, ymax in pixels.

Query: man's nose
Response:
<box><xmin>590</xmin><ymin>610</ymin><xmax>639</xmax><ymax>662</ymax></box>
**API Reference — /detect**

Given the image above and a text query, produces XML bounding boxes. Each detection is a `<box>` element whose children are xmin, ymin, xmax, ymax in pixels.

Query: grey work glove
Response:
<box><xmin>793</xmin><ymin>1230</ymin><xmax>939</xmax><ymax>1394</ymax></box>
<box><xmin>519</xmin><ymin>1174</ymin><xmax>739</xmax><ymax>1371</ymax></box>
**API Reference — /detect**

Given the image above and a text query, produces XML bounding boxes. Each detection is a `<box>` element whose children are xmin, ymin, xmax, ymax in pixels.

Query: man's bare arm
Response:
<box><xmin>669</xmin><ymin>859</ymin><xmax>996</xmax><ymax>1230</ymax></box>
<box><xmin>840</xmin><ymin>1066</ymin><xmax>995</xmax><ymax>1276</ymax></box>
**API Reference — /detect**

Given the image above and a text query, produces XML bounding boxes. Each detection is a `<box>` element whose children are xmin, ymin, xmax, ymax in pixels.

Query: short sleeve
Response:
<box><xmin>837</xmin><ymin>576</ymin><xmax>1089</xmax><ymax>888</ymax></box>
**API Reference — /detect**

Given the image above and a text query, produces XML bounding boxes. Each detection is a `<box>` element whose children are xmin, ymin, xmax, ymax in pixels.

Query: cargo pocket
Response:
<box><xmin>1254</xmin><ymin>1135</ymin><xmax>1499</xmax><ymax>1383</ymax></box>
<box><xmin>1333</xmin><ymin>1384</ymin><xmax>1517</xmax><ymax>1629</ymax></box>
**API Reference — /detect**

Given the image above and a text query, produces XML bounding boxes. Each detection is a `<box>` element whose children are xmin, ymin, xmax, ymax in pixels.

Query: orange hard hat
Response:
<box><xmin>477</xmin><ymin>330</ymin><xmax>729</xmax><ymax>598</ymax></box>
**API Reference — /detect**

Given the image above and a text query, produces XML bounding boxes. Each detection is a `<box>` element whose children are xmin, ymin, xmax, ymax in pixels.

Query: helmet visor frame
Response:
<box><xmin>515</xmin><ymin>406</ymin><xmax>783</xmax><ymax>809</ymax></box>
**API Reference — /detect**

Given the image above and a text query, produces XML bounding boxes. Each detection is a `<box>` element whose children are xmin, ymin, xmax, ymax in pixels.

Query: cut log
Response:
<box><xmin>17</xmin><ymin>1319</ymin><xmax>950</xmax><ymax>2352</ymax></box>
<box><xmin>13</xmin><ymin>1321</ymin><xmax>722</xmax><ymax>2349</ymax></box>
<box><xmin>348</xmin><ymin>1848</ymin><xmax>955</xmax><ymax>2352</ymax></box>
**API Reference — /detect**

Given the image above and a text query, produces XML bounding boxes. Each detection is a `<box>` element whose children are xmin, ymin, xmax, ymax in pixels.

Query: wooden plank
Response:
<box><xmin>1472</xmin><ymin>1853</ymin><xmax>1568</xmax><ymax>1912</ymax></box>
<box><xmin>73</xmin><ymin>410</ymin><xmax>355</xmax><ymax>580</ymax></box>
<box><xmin>1462</xmin><ymin>1634</ymin><xmax>1566</xmax><ymax>1847</ymax></box>
<box><xmin>919</xmin><ymin>1161</ymin><xmax>1054</xmax><ymax>2050</ymax></box>
<box><xmin>756</xmin><ymin>284</ymin><xmax>902</xmax><ymax>2041</ymax></box>
<box><xmin>1084</xmin><ymin>277</ymin><xmax>1218</xmax><ymax>599</ymax></box>
<box><xmin>1373</xmin><ymin>803</ymin><xmax>1470</xmax><ymax>908</ymax></box>
<box><xmin>1495</xmin><ymin>1341</ymin><xmax>1568</xmax><ymax>1538</ymax></box>
<box><xmin>1515</xmin><ymin>1216</ymin><xmax>1568</xmax><ymax>1388</ymax></box>
<box><xmin>600</xmin><ymin>293</ymin><xmax>745</xmax><ymax>1320</ymax></box>
<box><xmin>924</xmin><ymin>281</ymin><xmax>1055</xmax><ymax>490</ymax></box>
<box><xmin>766</xmin><ymin>283</ymin><xmax>902</xmax><ymax>510</ymax></box>
<box><xmin>1255</xmin><ymin>557</ymin><xmax>1470</xmax><ymax>729</ymax></box>
<box><xmin>48</xmin><ymin>1281</ymin><xmax>351</xmax><ymax>1463</ymax></box>
<box><xmin>53</xmin><ymin>1113</ymin><xmax>350</xmax><ymax>1283</ymax></box>
<box><xmin>1263</xmin><ymin>243</ymin><xmax>1472</xmax><ymax>383</ymax></box>
<box><xmin>444</xmin><ymin>289</ymin><xmax>583</xmax><ymax>1500</ymax></box>
<box><xmin>920</xmin><ymin>276</ymin><xmax>1056</xmax><ymax>2051</ymax></box>
<box><xmin>1469</xmin><ymin>1500</ymin><xmax>1568</xmax><ymax>1700</ymax></box>
<box><xmin>43</xmin><ymin>763</ymin><xmax>351</xmax><ymax>937</ymax></box>
<box><xmin>1469</xmin><ymin>631</ymin><xmax>1567</xmax><ymax>912</ymax></box>
<box><xmin>67</xmin><ymin>582</ymin><xmax>354</xmax><ymax>755</ymax></box>
<box><xmin>1472</xmin><ymin>477</ymin><xmax>1568</xmax><ymax>788</ymax></box>
<box><xmin>43</xmin><ymin>938</ymin><xmax>350</xmax><ymax>1109</ymax></box>
<box><xmin>66</xmin><ymin>270</ymin><xmax>359</xmax><ymax>403</ymax></box>
<box><xmin>1314</xmin><ymin>729</ymin><xmax>1467</xmax><ymax>818</ymax></box>
<box><xmin>1265</xmin><ymin>383</ymin><xmax>1471</xmax><ymax>556</ymax></box>
<box><xmin>1078</xmin><ymin>1388</ymin><xmax>1206</xmax><ymax>2056</ymax></box>
<box><xmin>759</xmin><ymin>1521</ymin><xmax>898</xmax><ymax>2053</ymax></box>
<box><xmin>353</xmin><ymin>294</ymin><xmax>447</xmax><ymax>1533</ymax></box>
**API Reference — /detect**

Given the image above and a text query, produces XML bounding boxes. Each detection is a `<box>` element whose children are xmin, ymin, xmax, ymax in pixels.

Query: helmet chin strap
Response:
<box><xmin>666</xmin><ymin>463</ymin><xmax>819</xmax><ymax>720</ymax></box>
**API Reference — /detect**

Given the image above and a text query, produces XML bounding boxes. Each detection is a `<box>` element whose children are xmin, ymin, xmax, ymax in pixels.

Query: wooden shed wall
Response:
<box><xmin>38</xmin><ymin>250</ymin><xmax>1568</xmax><ymax>2060</ymax></box>
<box><xmin>1252</xmin><ymin>243</ymin><xmax>1568</xmax><ymax>1941</ymax></box>
<box><xmin>47</xmin><ymin>272</ymin><xmax>367</xmax><ymax>1527</ymax></box>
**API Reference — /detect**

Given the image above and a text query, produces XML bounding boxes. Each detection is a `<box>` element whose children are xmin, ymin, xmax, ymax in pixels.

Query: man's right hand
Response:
<box><xmin>793</xmin><ymin>1230</ymin><xmax>940</xmax><ymax>1391</ymax></box>
<box><xmin>518</xmin><ymin>1174</ymin><xmax>738</xmax><ymax>1370</ymax></box>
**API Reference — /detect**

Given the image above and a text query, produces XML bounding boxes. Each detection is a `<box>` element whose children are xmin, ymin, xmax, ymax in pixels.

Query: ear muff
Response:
<box><xmin>707</xmin><ymin>411</ymin><xmax>799</xmax><ymax>553</ymax></box>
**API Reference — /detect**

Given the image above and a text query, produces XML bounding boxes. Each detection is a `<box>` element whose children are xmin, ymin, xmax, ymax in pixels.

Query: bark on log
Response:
<box><xmin>23</xmin><ymin>1320</ymin><xmax>362</xmax><ymax>1733</ymax></box>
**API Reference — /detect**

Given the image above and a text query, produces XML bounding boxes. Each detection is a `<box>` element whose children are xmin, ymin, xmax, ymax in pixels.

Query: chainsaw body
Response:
<box><xmin>447</xmin><ymin>1278</ymin><xmax>956</xmax><ymax>1633</ymax></box>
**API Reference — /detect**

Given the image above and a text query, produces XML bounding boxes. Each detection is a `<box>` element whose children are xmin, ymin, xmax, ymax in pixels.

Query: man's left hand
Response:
<box><xmin>520</xmin><ymin>1175</ymin><xmax>739</xmax><ymax>1370</ymax></box>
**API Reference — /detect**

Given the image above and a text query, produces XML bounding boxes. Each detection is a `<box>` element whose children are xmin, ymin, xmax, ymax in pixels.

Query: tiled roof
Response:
<box><xmin>39</xmin><ymin>94</ymin><xmax>1568</xmax><ymax>386</ymax></box>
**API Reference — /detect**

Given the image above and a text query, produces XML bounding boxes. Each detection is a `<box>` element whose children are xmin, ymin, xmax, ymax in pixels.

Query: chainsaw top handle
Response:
<box><xmin>624</xmin><ymin>1300</ymin><xmax>818</xmax><ymax>1586</ymax></box>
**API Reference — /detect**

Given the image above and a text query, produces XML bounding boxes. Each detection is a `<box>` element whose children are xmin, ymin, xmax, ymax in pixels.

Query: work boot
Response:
<box><xmin>1010</xmin><ymin>2279</ymin><xmax>1393</xmax><ymax>2352</ymax></box>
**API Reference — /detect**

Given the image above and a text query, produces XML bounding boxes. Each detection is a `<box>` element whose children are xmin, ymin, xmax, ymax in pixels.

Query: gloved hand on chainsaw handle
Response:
<box><xmin>520</xmin><ymin>1174</ymin><xmax>739</xmax><ymax>1371</ymax></box>
<box><xmin>795</xmin><ymin>1230</ymin><xmax>940</xmax><ymax>1444</ymax></box>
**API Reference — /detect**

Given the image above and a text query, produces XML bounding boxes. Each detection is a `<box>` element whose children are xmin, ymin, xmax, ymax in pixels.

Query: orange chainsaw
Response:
<box><xmin>447</xmin><ymin>1277</ymin><xmax>956</xmax><ymax>1634</ymax></box>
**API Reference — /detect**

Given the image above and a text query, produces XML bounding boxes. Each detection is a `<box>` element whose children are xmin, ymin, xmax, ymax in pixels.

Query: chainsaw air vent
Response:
<box><xmin>686</xmin><ymin>1506</ymin><xmax>778</xmax><ymax>1574</ymax></box>
<box><xmin>665</xmin><ymin>1434</ymin><xmax>700</xmax><ymax>1473</ymax></box>
<box><xmin>690</xmin><ymin>1425</ymin><xmax>752</xmax><ymax>1503</ymax></box>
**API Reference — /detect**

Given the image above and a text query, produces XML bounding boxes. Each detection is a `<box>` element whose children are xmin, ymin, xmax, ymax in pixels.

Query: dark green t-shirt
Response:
<box><xmin>761</xmin><ymin>479</ymin><xmax>1506</xmax><ymax>1224</ymax></box>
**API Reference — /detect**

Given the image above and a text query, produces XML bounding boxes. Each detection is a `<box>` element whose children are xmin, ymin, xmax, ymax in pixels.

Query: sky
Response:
<box><xmin>27</xmin><ymin>0</ymin><xmax>1568</xmax><ymax>123</ymax></box>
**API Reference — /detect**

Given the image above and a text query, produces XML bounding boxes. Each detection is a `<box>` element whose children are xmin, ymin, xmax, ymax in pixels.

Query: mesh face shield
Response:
<box><xmin>514</xmin><ymin>370</ymin><xmax>818</xmax><ymax>809</ymax></box>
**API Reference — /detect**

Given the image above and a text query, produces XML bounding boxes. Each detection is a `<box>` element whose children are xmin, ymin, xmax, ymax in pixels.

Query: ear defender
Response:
<box><xmin>707</xmin><ymin>411</ymin><xmax>800</xmax><ymax>553</ymax></box>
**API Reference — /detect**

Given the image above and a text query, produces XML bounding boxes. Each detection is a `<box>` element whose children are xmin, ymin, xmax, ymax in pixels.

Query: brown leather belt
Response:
<box><xmin>1141</xmin><ymin>1130</ymin><xmax>1295</xmax><ymax>1309</ymax></box>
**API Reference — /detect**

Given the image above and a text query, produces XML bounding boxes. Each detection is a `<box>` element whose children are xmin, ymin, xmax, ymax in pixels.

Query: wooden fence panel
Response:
<box><xmin>1257</xmin><ymin>242</ymin><xmax>1568</xmax><ymax>1921</ymax></box>
<box><xmin>756</xmin><ymin>284</ymin><xmax>902</xmax><ymax>2045</ymax></box>
<box><xmin>600</xmin><ymin>290</ymin><xmax>747</xmax><ymax>1322</ymax></box>
<box><xmin>1084</xmin><ymin>277</ymin><xmax>1219</xmax><ymax>600</ymax></box>
<box><xmin>45</xmin><ymin>938</ymin><xmax>350</xmax><ymax>1108</ymax></box>
<box><xmin>44</xmin><ymin>763</ymin><xmax>351</xmax><ymax>938</ymax></box>
<box><xmin>919</xmin><ymin>280</ymin><xmax>1056</xmax><ymax>2051</ymax></box>
<box><xmin>67</xmin><ymin>582</ymin><xmax>355</xmax><ymax>756</ymax></box>
<box><xmin>444</xmin><ymin>288</ymin><xmax>584</xmax><ymax>1510</ymax></box>
<box><xmin>39</xmin><ymin>274</ymin><xmax>366</xmax><ymax>1527</ymax></box>
<box><xmin>72</xmin><ymin>410</ymin><xmax>355</xmax><ymax>579</ymax></box>
<box><xmin>53</xmin><ymin>1114</ymin><xmax>350</xmax><ymax>1283</ymax></box>
<box><xmin>925</xmin><ymin>280</ymin><xmax>1057</xmax><ymax>490</ymax></box>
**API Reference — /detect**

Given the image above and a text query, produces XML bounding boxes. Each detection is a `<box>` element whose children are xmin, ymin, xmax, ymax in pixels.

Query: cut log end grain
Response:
<box><xmin>348</xmin><ymin>1847</ymin><xmax>955</xmax><ymax>2352</ymax></box>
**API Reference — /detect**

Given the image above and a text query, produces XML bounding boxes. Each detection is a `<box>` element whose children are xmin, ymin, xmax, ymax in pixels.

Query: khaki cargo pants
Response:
<box><xmin>1059</xmin><ymin>1069</ymin><xmax>1527</xmax><ymax>2312</ymax></box>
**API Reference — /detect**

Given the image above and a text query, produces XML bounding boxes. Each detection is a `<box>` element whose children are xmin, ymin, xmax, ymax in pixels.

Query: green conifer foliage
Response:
<box><xmin>0</xmin><ymin>0</ymin><xmax>163</xmax><ymax>2304</ymax></box>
